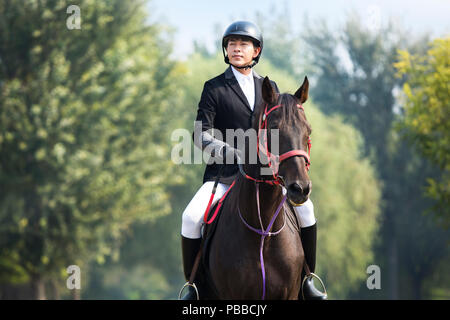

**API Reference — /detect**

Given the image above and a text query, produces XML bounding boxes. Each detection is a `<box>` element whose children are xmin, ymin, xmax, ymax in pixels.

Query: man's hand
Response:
<box><xmin>218</xmin><ymin>145</ymin><xmax>243</xmax><ymax>163</ymax></box>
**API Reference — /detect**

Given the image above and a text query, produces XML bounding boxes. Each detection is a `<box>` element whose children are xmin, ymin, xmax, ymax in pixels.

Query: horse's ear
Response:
<box><xmin>294</xmin><ymin>76</ymin><xmax>309</xmax><ymax>104</ymax></box>
<box><xmin>262</xmin><ymin>76</ymin><xmax>277</xmax><ymax>104</ymax></box>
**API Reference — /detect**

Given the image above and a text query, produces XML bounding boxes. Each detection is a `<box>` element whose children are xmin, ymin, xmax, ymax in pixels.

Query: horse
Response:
<box><xmin>197</xmin><ymin>76</ymin><xmax>312</xmax><ymax>299</ymax></box>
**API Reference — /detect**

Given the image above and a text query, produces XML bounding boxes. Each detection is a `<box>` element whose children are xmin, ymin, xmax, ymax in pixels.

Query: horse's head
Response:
<box><xmin>255</xmin><ymin>76</ymin><xmax>312</xmax><ymax>206</ymax></box>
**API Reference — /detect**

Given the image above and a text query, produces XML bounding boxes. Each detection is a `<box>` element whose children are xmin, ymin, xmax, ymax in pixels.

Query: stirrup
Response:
<box><xmin>178</xmin><ymin>282</ymin><xmax>199</xmax><ymax>300</ymax></box>
<box><xmin>301</xmin><ymin>272</ymin><xmax>327</xmax><ymax>300</ymax></box>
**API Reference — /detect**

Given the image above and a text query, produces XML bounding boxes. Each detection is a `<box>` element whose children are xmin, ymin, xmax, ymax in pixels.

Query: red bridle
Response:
<box><xmin>240</xmin><ymin>103</ymin><xmax>312</xmax><ymax>186</ymax></box>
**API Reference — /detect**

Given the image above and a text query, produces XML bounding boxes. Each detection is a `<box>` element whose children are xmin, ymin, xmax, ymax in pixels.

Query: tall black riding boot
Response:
<box><xmin>180</xmin><ymin>236</ymin><xmax>202</xmax><ymax>300</ymax></box>
<box><xmin>299</xmin><ymin>223</ymin><xmax>327</xmax><ymax>300</ymax></box>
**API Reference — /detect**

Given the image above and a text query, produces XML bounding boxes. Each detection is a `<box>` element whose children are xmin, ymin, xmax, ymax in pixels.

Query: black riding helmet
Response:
<box><xmin>222</xmin><ymin>21</ymin><xmax>263</xmax><ymax>69</ymax></box>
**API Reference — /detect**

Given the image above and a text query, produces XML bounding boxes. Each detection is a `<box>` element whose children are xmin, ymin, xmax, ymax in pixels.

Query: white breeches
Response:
<box><xmin>181</xmin><ymin>182</ymin><xmax>316</xmax><ymax>239</ymax></box>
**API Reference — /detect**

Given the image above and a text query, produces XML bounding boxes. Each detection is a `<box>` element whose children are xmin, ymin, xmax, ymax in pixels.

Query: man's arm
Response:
<box><xmin>192</xmin><ymin>81</ymin><xmax>240</xmax><ymax>161</ymax></box>
<box><xmin>192</xmin><ymin>81</ymin><xmax>222</xmax><ymax>154</ymax></box>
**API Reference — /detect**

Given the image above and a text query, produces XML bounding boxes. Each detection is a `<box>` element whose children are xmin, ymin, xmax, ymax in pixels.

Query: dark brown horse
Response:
<box><xmin>198</xmin><ymin>76</ymin><xmax>312</xmax><ymax>299</ymax></box>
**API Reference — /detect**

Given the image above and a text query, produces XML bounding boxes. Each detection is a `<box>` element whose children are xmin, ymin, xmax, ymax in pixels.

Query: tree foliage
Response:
<box><xmin>0</xmin><ymin>0</ymin><xmax>182</xmax><ymax>298</ymax></box>
<box><xmin>395</xmin><ymin>38</ymin><xmax>450</xmax><ymax>226</ymax></box>
<box><xmin>300</xmin><ymin>14</ymin><xmax>449</xmax><ymax>299</ymax></box>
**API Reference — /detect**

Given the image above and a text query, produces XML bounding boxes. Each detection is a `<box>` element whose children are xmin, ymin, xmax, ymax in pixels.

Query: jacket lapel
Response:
<box><xmin>225</xmin><ymin>66</ymin><xmax>252</xmax><ymax>112</ymax></box>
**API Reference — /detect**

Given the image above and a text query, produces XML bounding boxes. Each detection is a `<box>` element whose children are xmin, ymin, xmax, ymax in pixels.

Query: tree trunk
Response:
<box><xmin>413</xmin><ymin>274</ymin><xmax>423</xmax><ymax>300</ymax></box>
<box><xmin>388</xmin><ymin>235</ymin><xmax>399</xmax><ymax>299</ymax></box>
<box><xmin>72</xmin><ymin>289</ymin><xmax>81</xmax><ymax>300</ymax></box>
<box><xmin>50</xmin><ymin>279</ymin><xmax>61</xmax><ymax>300</ymax></box>
<box><xmin>31</xmin><ymin>275</ymin><xmax>46</xmax><ymax>300</ymax></box>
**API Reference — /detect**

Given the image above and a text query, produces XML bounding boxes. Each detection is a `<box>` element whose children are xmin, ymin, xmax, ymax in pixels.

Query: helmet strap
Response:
<box><xmin>231</xmin><ymin>61</ymin><xmax>256</xmax><ymax>70</ymax></box>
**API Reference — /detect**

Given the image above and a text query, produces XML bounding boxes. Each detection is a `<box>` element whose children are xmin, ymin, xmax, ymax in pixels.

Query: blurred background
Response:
<box><xmin>0</xmin><ymin>0</ymin><xmax>448</xmax><ymax>299</ymax></box>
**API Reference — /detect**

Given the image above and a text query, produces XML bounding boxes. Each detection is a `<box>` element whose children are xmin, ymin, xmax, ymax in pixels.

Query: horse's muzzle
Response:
<box><xmin>287</xmin><ymin>181</ymin><xmax>311</xmax><ymax>206</ymax></box>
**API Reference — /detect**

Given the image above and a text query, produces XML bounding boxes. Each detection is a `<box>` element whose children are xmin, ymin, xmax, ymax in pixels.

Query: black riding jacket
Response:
<box><xmin>193</xmin><ymin>66</ymin><xmax>279</xmax><ymax>185</ymax></box>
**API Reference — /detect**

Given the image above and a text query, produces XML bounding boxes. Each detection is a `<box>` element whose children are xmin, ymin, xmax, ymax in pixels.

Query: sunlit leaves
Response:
<box><xmin>395</xmin><ymin>38</ymin><xmax>450</xmax><ymax>225</ymax></box>
<box><xmin>0</xmin><ymin>0</ymin><xmax>182</xmax><ymax>292</ymax></box>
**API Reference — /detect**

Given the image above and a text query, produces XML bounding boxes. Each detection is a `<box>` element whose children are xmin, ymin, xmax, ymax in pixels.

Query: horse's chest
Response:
<box><xmin>214</xmin><ymin>236</ymin><xmax>302</xmax><ymax>299</ymax></box>
<box><xmin>208</xmin><ymin>206</ymin><xmax>303</xmax><ymax>299</ymax></box>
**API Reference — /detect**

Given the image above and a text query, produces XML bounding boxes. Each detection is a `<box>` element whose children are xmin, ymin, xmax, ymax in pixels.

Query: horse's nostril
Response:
<box><xmin>288</xmin><ymin>183</ymin><xmax>303</xmax><ymax>194</ymax></box>
<box><xmin>288</xmin><ymin>182</ymin><xmax>311</xmax><ymax>197</ymax></box>
<box><xmin>303</xmin><ymin>182</ymin><xmax>310</xmax><ymax>195</ymax></box>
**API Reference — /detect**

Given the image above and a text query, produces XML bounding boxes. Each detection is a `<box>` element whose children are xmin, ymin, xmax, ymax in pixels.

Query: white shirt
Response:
<box><xmin>231</xmin><ymin>66</ymin><xmax>255</xmax><ymax>111</ymax></box>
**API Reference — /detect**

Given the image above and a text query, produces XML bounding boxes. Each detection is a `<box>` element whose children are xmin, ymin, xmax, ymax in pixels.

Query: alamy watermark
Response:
<box><xmin>66</xmin><ymin>265</ymin><xmax>81</xmax><ymax>290</ymax></box>
<box><xmin>366</xmin><ymin>264</ymin><xmax>381</xmax><ymax>290</ymax></box>
<box><xmin>171</xmin><ymin>121</ymin><xmax>280</xmax><ymax>175</ymax></box>
<box><xmin>365</xmin><ymin>5</ymin><xmax>381</xmax><ymax>33</ymax></box>
<box><xmin>66</xmin><ymin>5</ymin><xmax>81</xmax><ymax>30</ymax></box>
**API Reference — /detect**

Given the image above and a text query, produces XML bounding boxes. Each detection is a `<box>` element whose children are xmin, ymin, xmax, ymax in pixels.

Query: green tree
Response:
<box><xmin>0</xmin><ymin>0</ymin><xmax>182</xmax><ymax>299</ymax></box>
<box><xmin>302</xmin><ymin>14</ymin><xmax>449</xmax><ymax>299</ymax></box>
<box><xmin>394</xmin><ymin>38</ymin><xmax>450</xmax><ymax>227</ymax></box>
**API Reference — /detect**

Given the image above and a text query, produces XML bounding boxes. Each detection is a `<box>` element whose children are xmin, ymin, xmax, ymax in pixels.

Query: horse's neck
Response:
<box><xmin>238</xmin><ymin>176</ymin><xmax>284</xmax><ymax>231</ymax></box>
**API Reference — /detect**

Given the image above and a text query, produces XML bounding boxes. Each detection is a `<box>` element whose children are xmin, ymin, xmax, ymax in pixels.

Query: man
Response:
<box><xmin>180</xmin><ymin>21</ymin><xmax>325</xmax><ymax>300</ymax></box>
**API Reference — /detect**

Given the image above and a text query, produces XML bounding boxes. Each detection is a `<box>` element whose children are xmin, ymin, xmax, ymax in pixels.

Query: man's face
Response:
<box><xmin>226</xmin><ymin>37</ymin><xmax>261</xmax><ymax>68</ymax></box>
